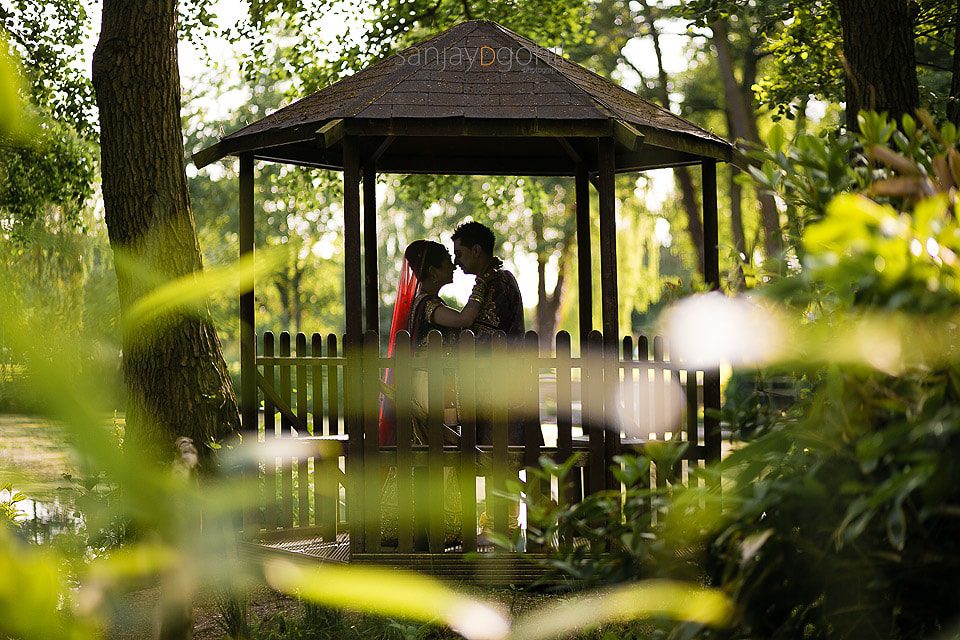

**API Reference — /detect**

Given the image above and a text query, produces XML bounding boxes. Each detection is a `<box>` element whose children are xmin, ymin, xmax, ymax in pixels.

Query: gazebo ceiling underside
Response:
<box><xmin>195</xmin><ymin>20</ymin><xmax>732</xmax><ymax>175</ymax></box>
<box><xmin>246</xmin><ymin>126</ymin><xmax>709</xmax><ymax>176</ymax></box>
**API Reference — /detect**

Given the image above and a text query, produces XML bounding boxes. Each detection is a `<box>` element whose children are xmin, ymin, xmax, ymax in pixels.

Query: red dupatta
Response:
<box><xmin>378</xmin><ymin>257</ymin><xmax>419</xmax><ymax>445</ymax></box>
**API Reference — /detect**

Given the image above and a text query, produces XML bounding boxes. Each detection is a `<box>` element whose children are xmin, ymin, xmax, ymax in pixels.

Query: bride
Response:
<box><xmin>377</xmin><ymin>239</ymin><xmax>475</xmax><ymax>548</ymax></box>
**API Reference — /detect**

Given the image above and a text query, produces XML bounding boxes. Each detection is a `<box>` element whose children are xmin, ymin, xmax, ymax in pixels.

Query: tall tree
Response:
<box><xmin>92</xmin><ymin>0</ymin><xmax>239</xmax><ymax>453</ymax></box>
<box><xmin>837</xmin><ymin>0</ymin><xmax>919</xmax><ymax>130</ymax></box>
<box><xmin>711</xmin><ymin>17</ymin><xmax>783</xmax><ymax>259</ymax></box>
<box><xmin>948</xmin><ymin>0</ymin><xmax>960</xmax><ymax>126</ymax></box>
<box><xmin>636</xmin><ymin>0</ymin><xmax>705</xmax><ymax>276</ymax></box>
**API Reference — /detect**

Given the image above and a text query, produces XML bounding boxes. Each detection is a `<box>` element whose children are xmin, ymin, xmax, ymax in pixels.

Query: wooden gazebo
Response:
<box><xmin>195</xmin><ymin>20</ymin><xmax>733</xmax><ymax>575</ymax></box>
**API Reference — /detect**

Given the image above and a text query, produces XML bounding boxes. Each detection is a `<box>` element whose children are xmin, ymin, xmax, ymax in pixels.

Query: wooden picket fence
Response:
<box><xmin>248</xmin><ymin>328</ymin><xmax>721</xmax><ymax>561</ymax></box>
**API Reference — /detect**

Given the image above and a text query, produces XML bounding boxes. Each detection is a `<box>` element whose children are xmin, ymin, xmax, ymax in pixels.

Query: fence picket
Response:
<box><xmin>327</xmin><ymin>334</ymin><xmax>340</xmax><ymax>436</ymax></box>
<box><xmin>263</xmin><ymin>332</ymin><xmax>278</xmax><ymax>528</ymax></box>
<box><xmin>279</xmin><ymin>332</ymin><xmax>294</xmax><ymax>528</ymax></box>
<box><xmin>555</xmin><ymin>331</ymin><xmax>574</xmax><ymax>511</ymax></box>
<box><xmin>652</xmin><ymin>336</ymin><xmax>666</xmax><ymax>489</ymax></box>
<box><xmin>296</xmin><ymin>333</ymin><xmax>309</xmax><ymax>526</ymax></box>
<box><xmin>522</xmin><ymin>331</ymin><xmax>543</xmax><ymax>552</ymax></box>
<box><xmin>394</xmin><ymin>331</ymin><xmax>414</xmax><ymax>552</ymax></box>
<box><xmin>362</xmin><ymin>330</ymin><xmax>381</xmax><ymax>552</ymax></box>
<box><xmin>426</xmin><ymin>331</ymin><xmax>445</xmax><ymax>553</ymax></box>
<box><xmin>311</xmin><ymin>333</ymin><xmax>322</xmax><ymax>528</ymax></box>
<box><xmin>458</xmin><ymin>331</ymin><xmax>478</xmax><ymax>553</ymax></box>
<box><xmin>622</xmin><ymin>336</ymin><xmax>636</xmax><ymax>436</ymax></box>
<box><xmin>637</xmin><ymin>335</ymin><xmax>651</xmax><ymax>442</ymax></box>
<box><xmin>586</xmin><ymin>330</ymin><xmax>606</xmax><ymax>495</ymax></box>
<box><xmin>490</xmin><ymin>332</ymin><xmax>510</xmax><ymax>540</ymax></box>
<box><xmin>345</xmin><ymin>333</ymin><xmax>364</xmax><ymax>553</ymax></box>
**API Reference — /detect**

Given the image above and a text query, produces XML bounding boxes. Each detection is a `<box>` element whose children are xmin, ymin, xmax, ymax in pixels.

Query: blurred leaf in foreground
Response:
<box><xmin>119</xmin><ymin>244</ymin><xmax>288</xmax><ymax>336</ymax></box>
<box><xmin>264</xmin><ymin>559</ymin><xmax>511</xmax><ymax>640</ymax></box>
<box><xmin>508</xmin><ymin>580</ymin><xmax>733</xmax><ymax>640</ymax></box>
<box><xmin>0</xmin><ymin>35</ymin><xmax>35</xmax><ymax>142</ymax></box>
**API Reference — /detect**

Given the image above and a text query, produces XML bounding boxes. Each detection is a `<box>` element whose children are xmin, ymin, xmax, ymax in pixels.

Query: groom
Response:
<box><xmin>451</xmin><ymin>221</ymin><xmax>524</xmax><ymax>341</ymax></box>
<box><xmin>451</xmin><ymin>221</ymin><xmax>535</xmax><ymax>448</ymax></box>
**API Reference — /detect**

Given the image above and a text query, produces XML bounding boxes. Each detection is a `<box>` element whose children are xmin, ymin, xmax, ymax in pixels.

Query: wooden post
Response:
<box><xmin>263</xmin><ymin>332</ymin><xmax>278</xmax><ymax>528</ymax></box>
<box><xmin>702</xmin><ymin>160</ymin><xmax>720</xmax><ymax>291</ymax></box>
<box><xmin>295</xmin><ymin>333</ymin><xmax>308</xmax><ymax>526</ymax></box>
<box><xmin>597</xmin><ymin>137</ymin><xmax>619</xmax><ymax>349</ymax></box>
<box><xmin>362</xmin><ymin>330</ymin><xmax>381</xmax><ymax>552</ymax></box>
<box><xmin>279</xmin><ymin>332</ymin><xmax>294</xmax><ymax>528</ymax></box>
<box><xmin>597</xmin><ymin>138</ymin><xmax>620</xmax><ymax>493</ymax></box>
<box><xmin>575</xmin><ymin>161</ymin><xmax>593</xmax><ymax>350</ymax></box>
<box><xmin>239</xmin><ymin>154</ymin><xmax>257</xmax><ymax>434</ymax></box>
<box><xmin>554</xmin><ymin>331</ymin><xmax>575</xmax><ymax>513</ymax></box>
<box><xmin>342</xmin><ymin>136</ymin><xmax>363</xmax><ymax>342</ymax></box>
<box><xmin>702</xmin><ymin>160</ymin><xmax>722</xmax><ymax>462</ymax></box>
<box><xmin>343</xmin><ymin>137</ymin><xmax>364</xmax><ymax>551</ymax></box>
<box><xmin>585</xmin><ymin>330</ymin><xmax>606</xmax><ymax>495</ymax></box>
<box><xmin>363</xmin><ymin>164</ymin><xmax>379</xmax><ymax>334</ymax></box>
<box><xmin>426</xmin><ymin>331</ymin><xmax>445</xmax><ymax>552</ymax></box>
<box><xmin>394</xmin><ymin>331</ymin><xmax>415</xmax><ymax>552</ymax></box>
<box><xmin>458</xmin><ymin>331</ymin><xmax>478</xmax><ymax>553</ymax></box>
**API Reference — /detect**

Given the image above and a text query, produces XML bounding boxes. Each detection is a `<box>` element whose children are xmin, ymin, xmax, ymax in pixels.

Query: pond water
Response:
<box><xmin>0</xmin><ymin>414</ymin><xmax>84</xmax><ymax>541</ymax></box>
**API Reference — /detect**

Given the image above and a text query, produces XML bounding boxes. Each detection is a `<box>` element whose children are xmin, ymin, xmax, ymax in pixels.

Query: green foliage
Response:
<box><xmin>747</xmin><ymin>112</ymin><xmax>960</xmax><ymax>258</ymax></box>
<box><xmin>751</xmin><ymin>2</ymin><xmax>844</xmax><ymax>121</ymax></box>
<box><xmin>679</xmin><ymin>0</ymin><xmax>955</xmax><ymax>120</ymax></box>
<box><xmin>516</xmin><ymin>112</ymin><xmax>960</xmax><ymax>639</ymax></box>
<box><xmin>0</xmin><ymin>483</ymin><xmax>25</xmax><ymax>526</ymax></box>
<box><xmin>1</xmin><ymin>0</ymin><xmax>97</xmax><ymax>138</ymax></box>
<box><xmin>520</xmin><ymin>446</ymin><xmax>704</xmax><ymax>589</ymax></box>
<box><xmin>0</xmin><ymin>118</ymin><xmax>97</xmax><ymax>237</ymax></box>
<box><xmin>695</xmin><ymin>114</ymin><xmax>960</xmax><ymax>638</ymax></box>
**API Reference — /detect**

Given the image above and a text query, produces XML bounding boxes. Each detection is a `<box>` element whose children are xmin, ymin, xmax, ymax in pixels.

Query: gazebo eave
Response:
<box><xmin>193</xmin><ymin>116</ymin><xmax>732</xmax><ymax>172</ymax></box>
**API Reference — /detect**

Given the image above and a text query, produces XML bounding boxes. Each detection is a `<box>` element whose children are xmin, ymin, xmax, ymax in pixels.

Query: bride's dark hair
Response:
<box><xmin>404</xmin><ymin>240</ymin><xmax>450</xmax><ymax>280</ymax></box>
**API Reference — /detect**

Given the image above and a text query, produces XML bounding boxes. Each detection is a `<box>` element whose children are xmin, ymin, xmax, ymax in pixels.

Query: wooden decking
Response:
<box><xmin>240</xmin><ymin>529</ymin><xmax>551</xmax><ymax>584</ymax></box>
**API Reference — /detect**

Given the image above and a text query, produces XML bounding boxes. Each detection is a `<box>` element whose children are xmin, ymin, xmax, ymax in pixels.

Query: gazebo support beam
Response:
<box><xmin>343</xmin><ymin>136</ymin><xmax>363</xmax><ymax>341</ymax></box>
<box><xmin>597</xmin><ymin>137</ymin><xmax>620</xmax><ymax>491</ymax></box>
<box><xmin>363</xmin><ymin>164</ymin><xmax>379</xmax><ymax>334</ymax></box>
<box><xmin>701</xmin><ymin>160</ymin><xmax>722</xmax><ymax>463</ymax></box>
<box><xmin>702</xmin><ymin>160</ymin><xmax>720</xmax><ymax>290</ymax></box>
<box><xmin>574</xmin><ymin>161</ymin><xmax>593</xmax><ymax>349</ymax></box>
<box><xmin>597</xmin><ymin>137</ymin><xmax>618</xmax><ymax>348</ymax></box>
<box><xmin>239</xmin><ymin>153</ymin><xmax>257</xmax><ymax>433</ymax></box>
<box><xmin>559</xmin><ymin>138</ymin><xmax>599</xmax><ymax>190</ymax></box>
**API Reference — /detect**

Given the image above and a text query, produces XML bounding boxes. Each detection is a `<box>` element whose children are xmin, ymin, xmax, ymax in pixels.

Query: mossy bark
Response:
<box><xmin>92</xmin><ymin>0</ymin><xmax>240</xmax><ymax>457</ymax></box>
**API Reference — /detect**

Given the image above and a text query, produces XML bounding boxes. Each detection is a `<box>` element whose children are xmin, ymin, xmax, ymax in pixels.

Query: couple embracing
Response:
<box><xmin>378</xmin><ymin>221</ymin><xmax>528</xmax><ymax>546</ymax></box>
<box><xmin>379</xmin><ymin>221</ymin><xmax>527</xmax><ymax>447</ymax></box>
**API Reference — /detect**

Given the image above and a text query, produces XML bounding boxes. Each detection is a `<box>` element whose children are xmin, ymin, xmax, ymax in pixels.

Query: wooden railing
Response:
<box><xmin>249</xmin><ymin>329</ymin><xmax>721</xmax><ymax>556</ymax></box>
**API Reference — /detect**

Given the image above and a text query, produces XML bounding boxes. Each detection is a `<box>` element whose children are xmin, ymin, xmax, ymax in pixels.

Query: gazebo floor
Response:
<box><xmin>238</xmin><ymin>529</ymin><xmax>554</xmax><ymax>585</ymax></box>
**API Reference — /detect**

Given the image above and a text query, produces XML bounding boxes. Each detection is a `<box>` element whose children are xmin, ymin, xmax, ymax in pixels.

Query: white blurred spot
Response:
<box><xmin>447</xmin><ymin>601</ymin><xmax>511</xmax><ymax>640</ymax></box>
<box><xmin>615</xmin><ymin>373</ymin><xmax>685</xmax><ymax>440</ymax></box>
<box><xmin>853</xmin><ymin>319</ymin><xmax>902</xmax><ymax>375</ymax></box>
<box><xmin>654</xmin><ymin>217</ymin><xmax>673</xmax><ymax>248</ymax></box>
<box><xmin>660</xmin><ymin>293</ymin><xmax>785</xmax><ymax>367</ymax></box>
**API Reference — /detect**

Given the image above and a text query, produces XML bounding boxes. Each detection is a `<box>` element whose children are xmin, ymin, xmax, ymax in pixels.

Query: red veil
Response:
<box><xmin>378</xmin><ymin>256</ymin><xmax>419</xmax><ymax>445</ymax></box>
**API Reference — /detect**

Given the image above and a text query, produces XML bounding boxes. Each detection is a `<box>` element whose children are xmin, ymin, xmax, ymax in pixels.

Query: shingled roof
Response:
<box><xmin>194</xmin><ymin>20</ymin><xmax>732</xmax><ymax>175</ymax></box>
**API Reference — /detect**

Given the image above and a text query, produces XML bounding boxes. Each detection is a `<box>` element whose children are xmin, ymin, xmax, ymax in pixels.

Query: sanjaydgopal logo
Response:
<box><xmin>396</xmin><ymin>42</ymin><xmax>564</xmax><ymax>73</ymax></box>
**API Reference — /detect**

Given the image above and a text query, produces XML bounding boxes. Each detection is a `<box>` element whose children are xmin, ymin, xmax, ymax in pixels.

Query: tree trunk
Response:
<box><xmin>533</xmin><ymin>209</ymin><xmax>568</xmax><ymax>347</ymax></box>
<box><xmin>92</xmin><ymin>0</ymin><xmax>240</xmax><ymax>457</ymax></box>
<box><xmin>837</xmin><ymin>0</ymin><xmax>919</xmax><ymax>131</ymax></box>
<box><xmin>712</xmin><ymin>18</ymin><xmax>783</xmax><ymax>260</ymax></box>
<box><xmin>638</xmin><ymin>0</ymin><xmax>705</xmax><ymax>274</ymax></box>
<box><xmin>948</xmin><ymin>0</ymin><xmax>960</xmax><ymax>126</ymax></box>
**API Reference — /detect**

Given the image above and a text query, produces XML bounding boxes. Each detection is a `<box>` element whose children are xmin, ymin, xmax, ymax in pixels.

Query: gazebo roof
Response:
<box><xmin>194</xmin><ymin>20</ymin><xmax>732</xmax><ymax>175</ymax></box>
